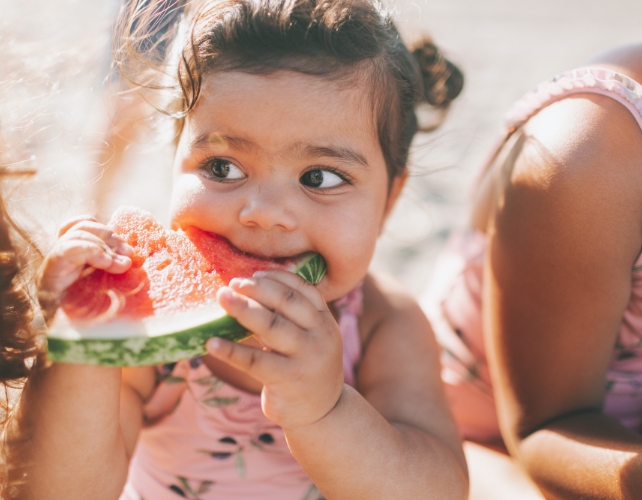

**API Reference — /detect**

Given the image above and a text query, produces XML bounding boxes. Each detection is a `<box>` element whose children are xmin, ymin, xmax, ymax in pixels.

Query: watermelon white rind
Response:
<box><xmin>46</xmin><ymin>253</ymin><xmax>326</xmax><ymax>366</ymax></box>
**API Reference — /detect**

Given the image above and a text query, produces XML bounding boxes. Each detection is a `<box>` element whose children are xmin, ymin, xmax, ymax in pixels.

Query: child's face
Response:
<box><xmin>169</xmin><ymin>70</ymin><xmax>403</xmax><ymax>301</ymax></box>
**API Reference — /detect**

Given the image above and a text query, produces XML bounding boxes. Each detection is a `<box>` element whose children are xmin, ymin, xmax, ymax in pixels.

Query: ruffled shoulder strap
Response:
<box><xmin>477</xmin><ymin>68</ymin><xmax>642</xmax><ymax>182</ymax></box>
<box><xmin>504</xmin><ymin>67</ymin><xmax>642</xmax><ymax>131</ymax></box>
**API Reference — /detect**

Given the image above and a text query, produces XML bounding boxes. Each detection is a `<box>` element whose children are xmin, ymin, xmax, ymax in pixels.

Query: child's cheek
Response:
<box><xmin>168</xmin><ymin>174</ymin><xmax>209</xmax><ymax>230</ymax></box>
<box><xmin>318</xmin><ymin>231</ymin><xmax>377</xmax><ymax>302</ymax></box>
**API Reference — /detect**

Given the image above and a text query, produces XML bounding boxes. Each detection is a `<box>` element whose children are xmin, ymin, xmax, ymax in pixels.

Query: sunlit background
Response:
<box><xmin>1</xmin><ymin>0</ymin><xmax>641</xmax><ymax>294</ymax></box>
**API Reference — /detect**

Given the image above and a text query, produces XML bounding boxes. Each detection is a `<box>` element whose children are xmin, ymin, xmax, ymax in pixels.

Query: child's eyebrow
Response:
<box><xmin>190</xmin><ymin>133</ymin><xmax>258</xmax><ymax>153</ymax></box>
<box><xmin>303</xmin><ymin>145</ymin><xmax>369</xmax><ymax>168</ymax></box>
<box><xmin>190</xmin><ymin>133</ymin><xmax>369</xmax><ymax>168</ymax></box>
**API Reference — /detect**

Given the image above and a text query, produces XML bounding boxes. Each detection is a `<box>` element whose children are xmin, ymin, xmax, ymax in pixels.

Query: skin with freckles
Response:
<box><xmin>19</xmin><ymin>70</ymin><xmax>468</xmax><ymax>500</ymax></box>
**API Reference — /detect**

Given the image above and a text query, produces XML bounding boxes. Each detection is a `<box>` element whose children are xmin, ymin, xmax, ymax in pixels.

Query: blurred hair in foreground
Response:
<box><xmin>0</xmin><ymin>39</ymin><xmax>50</xmax><ymax>499</ymax></box>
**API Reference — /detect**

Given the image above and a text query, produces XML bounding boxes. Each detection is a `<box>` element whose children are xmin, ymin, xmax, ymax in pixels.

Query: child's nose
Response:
<box><xmin>238</xmin><ymin>185</ymin><xmax>298</xmax><ymax>231</ymax></box>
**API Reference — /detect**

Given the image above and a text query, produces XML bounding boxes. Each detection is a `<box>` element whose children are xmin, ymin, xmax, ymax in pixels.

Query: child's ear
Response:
<box><xmin>382</xmin><ymin>171</ymin><xmax>408</xmax><ymax>224</ymax></box>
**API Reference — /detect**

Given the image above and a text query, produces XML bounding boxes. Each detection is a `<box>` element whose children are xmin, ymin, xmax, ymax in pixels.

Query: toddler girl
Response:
<box><xmin>15</xmin><ymin>1</ymin><xmax>469</xmax><ymax>498</ymax></box>
<box><xmin>424</xmin><ymin>43</ymin><xmax>642</xmax><ymax>498</ymax></box>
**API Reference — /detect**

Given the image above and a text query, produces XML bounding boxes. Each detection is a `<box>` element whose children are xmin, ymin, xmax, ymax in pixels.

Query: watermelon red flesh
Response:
<box><xmin>61</xmin><ymin>207</ymin><xmax>299</xmax><ymax>323</ymax></box>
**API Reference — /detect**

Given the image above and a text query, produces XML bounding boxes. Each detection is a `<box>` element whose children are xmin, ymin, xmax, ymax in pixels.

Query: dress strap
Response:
<box><xmin>476</xmin><ymin>68</ymin><xmax>642</xmax><ymax>183</ymax></box>
<box><xmin>333</xmin><ymin>282</ymin><xmax>364</xmax><ymax>387</ymax></box>
<box><xmin>505</xmin><ymin>67</ymin><xmax>642</xmax><ymax>131</ymax></box>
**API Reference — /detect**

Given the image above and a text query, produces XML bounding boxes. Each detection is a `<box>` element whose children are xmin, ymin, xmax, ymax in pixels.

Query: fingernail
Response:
<box><xmin>217</xmin><ymin>287</ymin><xmax>235</xmax><ymax>301</ymax></box>
<box><xmin>253</xmin><ymin>270</ymin><xmax>267</xmax><ymax>278</ymax></box>
<box><xmin>229</xmin><ymin>277</ymin><xmax>243</xmax><ymax>287</ymax></box>
<box><xmin>206</xmin><ymin>338</ymin><xmax>221</xmax><ymax>352</ymax></box>
<box><xmin>230</xmin><ymin>278</ymin><xmax>253</xmax><ymax>290</ymax></box>
<box><xmin>114</xmin><ymin>255</ymin><xmax>130</xmax><ymax>264</ymax></box>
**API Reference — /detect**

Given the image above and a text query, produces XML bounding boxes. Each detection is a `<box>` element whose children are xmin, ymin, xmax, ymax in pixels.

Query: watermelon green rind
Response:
<box><xmin>294</xmin><ymin>253</ymin><xmax>326</xmax><ymax>286</ymax></box>
<box><xmin>46</xmin><ymin>313</ymin><xmax>248</xmax><ymax>367</ymax></box>
<box><xmin>46</xmin><ymin>252</ymin><xmax>326</xmax><ymax>366</ymax></box>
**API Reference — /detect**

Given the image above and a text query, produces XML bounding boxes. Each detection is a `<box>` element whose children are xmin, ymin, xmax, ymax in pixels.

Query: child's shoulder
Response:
<box><xmin>515</xmin><ymin>58</ymin><xmax>642</xmax><ymax>201</ymax></box>
<box><xmin>359</xmin><ymin>270</ymin><xmax>433</xmax><ymax>347</ymax></box>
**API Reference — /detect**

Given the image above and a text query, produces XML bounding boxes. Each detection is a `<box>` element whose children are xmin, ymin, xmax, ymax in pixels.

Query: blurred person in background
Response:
<box><xmin>425</xmin><ymin>43</ymin><xmax>642</xmax><ymax>499</ymax></box>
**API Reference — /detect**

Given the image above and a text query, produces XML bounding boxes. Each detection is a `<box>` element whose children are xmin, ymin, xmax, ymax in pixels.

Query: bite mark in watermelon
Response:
<box><xmin>46</xmin><ymin>206</ymin><xmax>326</xmax><ymax>366</ymax></box>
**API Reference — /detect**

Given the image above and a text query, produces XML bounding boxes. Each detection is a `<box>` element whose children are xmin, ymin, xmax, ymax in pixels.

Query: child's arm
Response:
<box><xmin>7</xmin><ymin>217</ymin><xmax>154</xmax><ymax>500</ymax></box>
<box><xmin>208</xmin><ymin>270</ymin><xmax>468</xmax><ymax>499</ymax></box>
<box><xmin>286</xmin><ymin>272</ymin><xmax>469</xmax><ymax>498</ymax></box>
<box><xmin>483</xmin><ymin>91</ymin><xmax>642</xmax><ymax>499</ymax></box>
<box><xmin>9</xmin><ymin>364</ymin><xmax>153</xmax><ymax>499</ymax></box>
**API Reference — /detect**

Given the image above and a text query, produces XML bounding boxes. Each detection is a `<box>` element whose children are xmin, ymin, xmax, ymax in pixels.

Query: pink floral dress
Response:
<box><xmin>120</xmin><ymin>285</ymin><xmax>363</xmax><ymax>500</ymax></box>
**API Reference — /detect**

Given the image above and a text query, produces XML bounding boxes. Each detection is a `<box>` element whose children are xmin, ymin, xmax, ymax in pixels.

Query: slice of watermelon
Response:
<box><xmin>46</xmin><ymin>207</ymin><xmax>326</xmax><ymax>367</ymax></box>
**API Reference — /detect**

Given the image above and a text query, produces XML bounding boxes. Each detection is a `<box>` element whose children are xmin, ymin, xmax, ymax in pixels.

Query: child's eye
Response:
<box><xmin>300</xmin><ymin>169</ymin><xmax>345</xmax><ymax>189</ymax></box>
<box><xmin>208</xmin><ymin>159</ymin><xmax>244</xmax><ymax>180</ymax></box>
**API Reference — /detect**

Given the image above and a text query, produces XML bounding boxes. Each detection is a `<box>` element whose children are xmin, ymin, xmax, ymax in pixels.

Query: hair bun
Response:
<box><xmin>412</xmin><ymin>39</ymin><xmax>464</xmax><ymax>108</ymax></box>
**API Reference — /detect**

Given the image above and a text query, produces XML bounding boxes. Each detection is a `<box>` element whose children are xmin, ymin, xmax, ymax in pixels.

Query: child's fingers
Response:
<box><xmin>72</xmin><ymin>240</ymin><xmax>131</xmax><ymax>274</ymax></box>
<box><xmin>56</xmin><ymin>239</ymin><xmax>131</xmax><ymax>272</ymax></box>
<box><xmin>63</xmin><ymin>221</ymin><xmax>124</xmax><ymax>249</ymax></box>
<box><xmin>228</xmin><ymin>276</ymin><xmax>322</xmax><ymax>330</ymax></box>
<box><xmin>62</xmin><ymin>231</ymin><xmax>130</xmax><ymax>262</ymax></box>
<box><xmin>62</xmin><ymin>230</ymin><xmax>115</xmax><ymax>249</ymax></box>
<box><xmin>205</xmin><ymin>337</ymin><xmax>286</xmax><ymax>382</ymax></box>
<box><xmin>42</xmin><ymin>220</ymin><xmax>134</xmax><ymax>294</ymax></box>
<box><xmin>98</xmin><ymin>253</ymin><xmax>132</xmax><ymax>274</ymax></box>
<box><xmin>62</xmin><ymin>222</ymin><xmax>133</xmax><ymax>256</ymax></box>
<box><xmin>48</xmin><ymin>241</ymin><xmax>111</xmax><ymax>272</ymax></box>
<box><xmin>252</xmin><ymin>269</ymin><xmax>326</xmax><ymax>310</ymax></box>
<box><xmin>217</xmin><ymin>287</ymin><xmax>303</xmax><ymax>355</ymax></box>
<box><xmin>40</xmin><ymin>240</ymin><xmax>131</xmax><ymax>294</ymax></box>
<box><xmin>57</xmin><ymin>215</ymin><xmax>97</xmax><ymax>237</ymax></box>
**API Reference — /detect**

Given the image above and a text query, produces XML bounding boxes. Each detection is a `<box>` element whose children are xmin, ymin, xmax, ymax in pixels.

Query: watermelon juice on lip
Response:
<box><xmin>46</xmin><ymin>206</ymin><xmax>326</xmax><ymax>367</ymax></box>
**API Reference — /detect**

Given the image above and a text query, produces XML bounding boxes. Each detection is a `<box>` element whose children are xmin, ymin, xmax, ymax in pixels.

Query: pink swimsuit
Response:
<box><xmin>423</xmin><ymin>68</ymin><xmax>642</xmax><ymax>443</ymax></box>
<box><xmin>120</xmin><ymin>285</ymin><xmax>363</xmax><ymax>500</ymax></box>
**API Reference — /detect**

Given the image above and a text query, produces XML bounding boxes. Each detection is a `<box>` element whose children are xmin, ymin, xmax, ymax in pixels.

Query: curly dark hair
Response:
<box><xmin>0</xmin><ymin>170</ymin><xmax>43</xmax><ymax>498</ymax></box>
<box><xmin>0</xmin><ymin>104</ymin><xmax>47</xmax><ymax>496</ymax></box>
<box><xmin>115</xmin><ymin>0</ymin><xmax>464</xmax><ymax>183</ymax></box>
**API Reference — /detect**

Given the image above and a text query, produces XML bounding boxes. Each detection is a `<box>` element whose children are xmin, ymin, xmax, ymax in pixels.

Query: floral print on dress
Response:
<box><xmin>198</xmin><ymin>432</ymin><xmax>279</xmax><ymax>478</ymax></box>
<box><xmin>167</xmin><ymin>477</ymin><xmax>214</xmax><ymax>499</ymax></box>
<box><xmin>300</xmin><ymin>484</ymin><xmax>325</xmax><ymax>500</ymax></box>
<box><xmin>145</xmin><ymin>358</ymin><xmax>239</xmax><ymax>424</ymax></box>
<box><xmin>150</xmin><ymin>358</ymin><xmax>292</xmax><ymax>494</ymax></box>
<box><xmin>191</xmin><ymin>372</ymin><xmax>239</xmax><ymax>408</ymax></box>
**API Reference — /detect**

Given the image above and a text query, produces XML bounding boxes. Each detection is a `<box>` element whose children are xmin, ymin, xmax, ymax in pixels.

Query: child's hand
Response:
<box><xmin>39</xmin><ymin>216</ymin><xmax>133</xmax><ymax>294</ymax></box>
<box><xmin>207</xmin><ymin>270</ymin><xmax>344</xmax><ymax>430</ymax></box>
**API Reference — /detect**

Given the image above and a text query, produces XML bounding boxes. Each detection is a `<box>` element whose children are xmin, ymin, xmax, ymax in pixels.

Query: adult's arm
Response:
<box><xmin>484</xmin><ymin>90</ymin><xmax>642</xmax><ymax>499</ymax></box>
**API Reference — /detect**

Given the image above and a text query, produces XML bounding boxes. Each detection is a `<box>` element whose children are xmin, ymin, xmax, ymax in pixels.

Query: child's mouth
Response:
<box><xmin>201</xmin><ymin>231</ymin><xmax>313</xmax><ymax>265</ymax></box>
